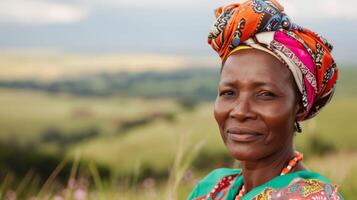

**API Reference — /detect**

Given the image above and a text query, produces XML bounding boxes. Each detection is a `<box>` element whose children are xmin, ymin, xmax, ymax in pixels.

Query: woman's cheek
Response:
<box><xmin>257</xmin><ymin>99</ymin><xmax>294</xmax><ymax>119</ymax></box>
<box><xmin>214</xmin><ymin>100</ymin><xmax>231</xmax><ymax>143</ymax></box>
<box><xmin>214</xmin><ymin>100</ymin><xmax>229</xmax><ymax>122</ymax></box>
<box><xmin>259</xmin><ymin>102</ymin><xmax>295</xmax><ymax>143</ymax></box>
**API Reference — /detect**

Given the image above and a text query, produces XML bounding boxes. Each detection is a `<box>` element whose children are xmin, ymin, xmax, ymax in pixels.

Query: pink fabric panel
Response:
<box><xmin>274</xmin><ymin>31</ymin><xmax>316</xmax><ymax>111</ymax></box>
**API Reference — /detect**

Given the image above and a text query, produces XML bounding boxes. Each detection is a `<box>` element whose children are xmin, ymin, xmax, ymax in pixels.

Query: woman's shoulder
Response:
<box><xmin>260</xmin><ymin>178</ymin><xmax>343</xmax><ymax>199</ymax></box>
<box><xmin>255</xmin><ymin>171</ymin><xmax>344</xmax><ymax>200</ymax></box>
<box><xmin>187</xmin><ymin>168</ymin><xmax>241</xmax><ymax>199</ymax></box>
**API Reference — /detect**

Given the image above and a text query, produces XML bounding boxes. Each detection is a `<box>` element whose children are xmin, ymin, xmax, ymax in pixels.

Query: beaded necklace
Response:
<box><xmin>235</xmin><ymin>151</ymin><xmax>303</xmax><ymax>200</ymax></box>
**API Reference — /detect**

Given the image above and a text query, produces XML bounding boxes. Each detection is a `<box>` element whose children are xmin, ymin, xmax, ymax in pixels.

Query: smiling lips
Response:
<box><xmin>226</xmin><ymin>127</ymin><xmax>264</xmax><ymax>142</ymax></box>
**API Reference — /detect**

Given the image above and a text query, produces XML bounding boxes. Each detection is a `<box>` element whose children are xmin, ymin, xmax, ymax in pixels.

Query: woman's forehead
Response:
<box><xmin>220</xmin><ymin>50</ymin><xmax>292</xmax><ymax>86</ymax></box>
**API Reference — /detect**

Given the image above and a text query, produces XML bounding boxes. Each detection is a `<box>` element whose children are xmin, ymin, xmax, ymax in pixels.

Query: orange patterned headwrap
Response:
<box><xmin>208</xmin><ymin>0</ymin><xmax>338</xmax><ymax>120</ymax></box>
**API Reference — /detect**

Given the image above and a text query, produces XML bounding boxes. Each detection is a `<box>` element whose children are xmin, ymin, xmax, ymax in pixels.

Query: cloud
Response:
<box><xmin>98</xmin><ymin>0</ymin><xmax>357</xmax><ymax>20</ymax></box>
<box><xmin>281</xmin><ymin>0</ymin><xmax>357</xmax><ymax>20</ymax></box>
<box><xmin>1</xmin><ymin>0</ymin><xmax>355</xmax><ymax>25</ymax></box>
<box><xmin>96</xmin><ymin>0</ymin><xmax>197</xmax><ymax>7</ymax></box>
<box><xmin>0</xmin><ymin>0</ymin><xmax>90</xmax><ymax>25</ymax></box>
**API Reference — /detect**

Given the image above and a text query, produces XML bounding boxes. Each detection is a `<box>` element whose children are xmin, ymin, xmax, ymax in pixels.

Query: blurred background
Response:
<box><xmin>0</xmin><ymin>0</ymin><xmax>356</xmax><ymax>199</ymax></box>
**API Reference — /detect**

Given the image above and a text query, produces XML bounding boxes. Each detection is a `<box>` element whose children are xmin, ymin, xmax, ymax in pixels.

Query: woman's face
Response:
<box><xmin>214</xmin><ymin>49</ymin><xmax>300</xmax><ymax>161</ymax></box>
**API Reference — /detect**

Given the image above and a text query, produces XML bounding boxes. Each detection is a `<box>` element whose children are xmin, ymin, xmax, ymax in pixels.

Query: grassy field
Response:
<box><xmin>0</xmin><ymin>87</ymin><xmax>357</xmax><ymax>198</ymax></box>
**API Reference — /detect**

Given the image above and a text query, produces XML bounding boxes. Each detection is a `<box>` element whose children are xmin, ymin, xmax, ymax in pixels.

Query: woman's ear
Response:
<box><xmin>294</xmin><ymin>101</ymin><xmax>305</xmax><ymax>121</ymax></box>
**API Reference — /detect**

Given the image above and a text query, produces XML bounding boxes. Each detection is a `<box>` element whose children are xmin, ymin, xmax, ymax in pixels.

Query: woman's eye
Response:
<box><xmin>258</xmin><ymin>91</ymin><xmax>276</xmax><ymax>98</ymax></box>
<box><xmin>220</xmin><ymin>90</ymin><xmax>235</xmax><ymax>97</ymax></box>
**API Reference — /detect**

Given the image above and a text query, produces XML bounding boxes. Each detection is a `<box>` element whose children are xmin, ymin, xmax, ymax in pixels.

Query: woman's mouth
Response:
<box><xmin>226</xmin><ymin>127</ymin><xmax>264</xmax><ymax>142</ymax></box>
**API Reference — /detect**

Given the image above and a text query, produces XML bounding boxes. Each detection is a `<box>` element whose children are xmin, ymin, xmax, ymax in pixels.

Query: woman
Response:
<box><xmin>188</xmin><ymin>0</ymin><xmax>343</xmax><ymax>199</ymax></box>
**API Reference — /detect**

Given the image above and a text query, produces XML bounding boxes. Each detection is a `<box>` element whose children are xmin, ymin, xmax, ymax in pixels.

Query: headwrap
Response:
<box><xmin>208</xmin><ymin>0</ymin><xmax>338</xmax><ymax>121</ymax></box>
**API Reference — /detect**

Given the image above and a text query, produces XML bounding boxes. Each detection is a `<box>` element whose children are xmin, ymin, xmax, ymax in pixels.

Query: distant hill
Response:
<box><xmin>0</xmin><ymin>68</ymin><xmax>220</xmax><ymax>100</ymax></box>
<box><xmin>0</xmin><ymin>67</ymin><xmax>355</xmax><ymax>100</ymax></box>
<box><xmin>0</xmin><ymin>52</ymin><xmax>216</xmax><ymax>81</ymax></box>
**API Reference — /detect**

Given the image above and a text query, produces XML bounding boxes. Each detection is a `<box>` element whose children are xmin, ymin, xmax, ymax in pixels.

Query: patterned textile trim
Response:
<box><xmin>252</xmin><ymin>178</ymin><xmax>342</xmax><ymax>200</ymax></box>
<box><xmin>193</xmin><ymin>174</ymin><xmax>239</xmax><ymax>200</ymax></box>
<box><xmin>270</xmin><ymin>39</ymin><xmax>317</xmax><ymax>93</ymax></box>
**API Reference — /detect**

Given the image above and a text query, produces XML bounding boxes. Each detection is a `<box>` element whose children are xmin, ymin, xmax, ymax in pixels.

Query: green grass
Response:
<box><xmin>295</xmin><ymin>96</ymin><xmax>357</xmax><ymax>150</ymax></box>
<box><xmin>0</xmin><ymin>89</ymin><xmax>180</xmax><ymax>142</ymax></box>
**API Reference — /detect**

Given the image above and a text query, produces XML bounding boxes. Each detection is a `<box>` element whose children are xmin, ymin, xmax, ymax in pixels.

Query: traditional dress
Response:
<box><xmin>188</xmin><ymin>168</ymin><xmax>343</xmax><ymax>200</ymax></box>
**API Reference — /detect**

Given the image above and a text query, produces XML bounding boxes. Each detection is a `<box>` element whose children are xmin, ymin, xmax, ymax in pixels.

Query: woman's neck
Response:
<box><xmin>240</xmin><ymin>147</ymin><xmax>304</xmax><ymax>193</ymax></box>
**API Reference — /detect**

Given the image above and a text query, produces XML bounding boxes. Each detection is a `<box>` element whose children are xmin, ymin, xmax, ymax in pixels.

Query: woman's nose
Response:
<box><xmin>229</xmin><ymin>96</ymin><xmax>257</xmax><ymax>121</ymax></box>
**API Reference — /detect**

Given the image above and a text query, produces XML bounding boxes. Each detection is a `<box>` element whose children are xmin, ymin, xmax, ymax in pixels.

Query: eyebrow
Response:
<box><xmin>219</xmin><ymin>80</ymin><xmax>281</xmax><ymax>90</ymax></box>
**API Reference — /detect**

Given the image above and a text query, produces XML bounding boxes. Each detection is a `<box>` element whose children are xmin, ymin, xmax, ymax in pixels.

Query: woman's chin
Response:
<box><xmin>227</xmin><ymin>146</ymin><xmax>259</xmax><ymax>161</ymax></box>
<box><xmin>225</xmin><ymin>142</ymin><xmax>267</xmax><ymax>162</ymax></box>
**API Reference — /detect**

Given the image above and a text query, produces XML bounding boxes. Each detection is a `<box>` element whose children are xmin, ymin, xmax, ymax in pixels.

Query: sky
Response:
<box><xmin>0</xmin><ymin>0</ymin><xmax>356</xmax><ymax>63</ymax></box>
